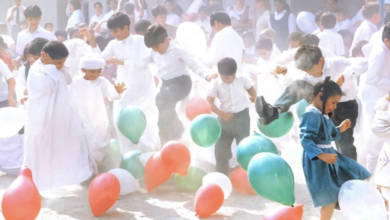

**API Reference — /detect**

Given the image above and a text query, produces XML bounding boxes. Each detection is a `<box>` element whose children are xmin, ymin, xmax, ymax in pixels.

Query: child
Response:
<box><xmin>24</xmin><ymin>41</ymin><xmax>92</xmax><ymax>190</ymax></box>
<box><xmin>316</xmin><ymin>12</ymin><xmax>345</xmax><ymax>56</ymax></box>
<box><xmin>71</xmin><ymin>55</ymin><xmax>125</xmax><ymax>173</ymax></box>
<box><xmin>299</xmin><ymin>77</ymin><xmax>370</xmax><ymax>220</ymax></box>
<box><xmin>207</xmin><ymin>57</ymin><xmax>256</xmax><ymax>175</ymax></box>
<box><xmin>144</xmin><ymin>24</ymin><xmax>212</xmax><ymax>145</ymax></box>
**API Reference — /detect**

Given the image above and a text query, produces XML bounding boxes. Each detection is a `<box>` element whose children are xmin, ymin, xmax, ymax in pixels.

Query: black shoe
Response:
<box><xmin>256</xmin><ymin>96</ymin><xmax>279</xmax><ymax>125</ymax></box>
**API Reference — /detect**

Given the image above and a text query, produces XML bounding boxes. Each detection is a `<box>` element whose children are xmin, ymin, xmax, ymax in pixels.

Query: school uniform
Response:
<box><xmin>269</xmin><ymin>10</ymin><xmax>296</xmax><ymax>51</ymax></box>
<box><xmin>317</xmin><ymin>29</ymin><xmax>346</xmax><ymax>56</ymax></box>
<box><xmin>209</xmin><ymin>76</ymin><xmax>252</xmax><ymax>174</ymax></box>
<box><xmin>351</xmin><ymin>19</ymin><xmax>378</xmax><ymax>55</ymax></box>
<box><xmin>66</xmin><ymin>9</ymin><xmax>85</xmax><ymax>31</ymax></box>
<box><xmin>16</xmin><ymin>26</ymin><xmax>56</xmax><ymax>56</ymax></box>
<box><xmin>300</xmin><ymin>106</ymin><xmax>370</xmax><ymax>207</ymax></box>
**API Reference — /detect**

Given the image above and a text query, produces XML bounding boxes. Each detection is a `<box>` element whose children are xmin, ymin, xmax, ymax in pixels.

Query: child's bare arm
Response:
<box><xmin>207</xmin><ymin>96</ymin><xmax>233</xmax><ymax>121</ymax></box>
<box><xmin>114</xmin><ymin>82</ymin><xmax>126</xmax><ymax>94</ymax></box>
<box><xmin>247</xmin><ymin>86</ymin><xmax>257</xmax><ymax>103</ymax></box>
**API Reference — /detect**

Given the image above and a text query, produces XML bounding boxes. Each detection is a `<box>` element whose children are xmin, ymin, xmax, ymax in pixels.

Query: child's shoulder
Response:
<box><xmin>301</xmin><ymin>107</ymin><xmax>322</xmax><ymax>124</ymax></box>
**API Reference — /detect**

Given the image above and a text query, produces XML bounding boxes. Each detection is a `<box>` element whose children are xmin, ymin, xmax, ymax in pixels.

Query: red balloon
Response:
<box><xmin>185</xmin><ymin>98</ymin><xmax>212</xmax><ymax>121</ymax></box>
<box><xmin>230</xmin><ymin>167</ymin><xmax>256</xmax><ymax>195</ymax></box>
<box><xmin>161</xmin><ymin>141</ymin><xmax>191</xmax><ymax>175</ymax></box>
<box><xmin>194</xmin><ymin>184</ymin><xmax>224</xmax><ymax>218</ymax></box>
<box><xmin>145</xmin><ymin>152</ymin><xmax>172</xmax><ymax>192</ymax></box>
<box><xmin>88</xmin><ymin>172</ymin><xmax>120</xmax><ymax>217</ymax></box>
<box><xmin>1</xmin><ymin>168</ymin><xmax>41</xmax><ymax>220</ymax></box>
<box><xmin>264</xmin><ymin>204</ymin><xmax>304</xmax><ymax>220</ymax></box>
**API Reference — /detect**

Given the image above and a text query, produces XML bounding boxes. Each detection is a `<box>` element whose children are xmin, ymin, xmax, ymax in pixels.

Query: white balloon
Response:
<box><xmin>296</xmin><ymin>11</ymin><xmax>317</xmax><ymax>34</ymax></box>
<box><xmin>176</xmin><ymin>22</ymin><xmax>207</xmax><ymax>58</ymax></box>
<box><xmin>0</xmin><ymin>107</ymin><xmax>26</xmax><ymax>138</ymax></box>
<box><xmin>339</xmin><ymin>180</ymin><xmax>387</xmax><ymax>220</ymax></box>
<box><xmin>202</xmin><ymin>172</ymin><xmax>232</xmax><ymax>199</ymax></box>
<box><xmin>109</xmin><ymin>168</ymin><xmax>140</xmax><ymax>195</ymax></box>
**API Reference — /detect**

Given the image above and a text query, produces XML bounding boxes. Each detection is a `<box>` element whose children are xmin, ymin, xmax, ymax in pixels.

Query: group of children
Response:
<box><xmin>1</xmin><ymin>1</ymin><xmax>390</xmax><ymax>219</ymax></box>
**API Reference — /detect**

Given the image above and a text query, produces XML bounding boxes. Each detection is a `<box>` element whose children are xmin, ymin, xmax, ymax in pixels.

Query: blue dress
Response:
<box><xmin>299</xmin><ymin>106</ymin><xmax>370</xmax><ymax>207</ymax></box>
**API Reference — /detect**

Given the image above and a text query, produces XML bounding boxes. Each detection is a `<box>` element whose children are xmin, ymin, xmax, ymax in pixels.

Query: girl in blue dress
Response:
<box><xmin>299</xmin><ymin>77</ymin><xmax>370</xmax><ymax>220</ymax></box>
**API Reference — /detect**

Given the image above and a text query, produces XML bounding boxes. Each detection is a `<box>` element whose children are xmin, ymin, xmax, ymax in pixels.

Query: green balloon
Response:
<box><xmin>100</xmin><ymin>139</ymin><xmax>122</xmax><ymax>172</ymax></box>
<box><xmin>120</xmin><ymin>150</ymin><xmax>144</xmax><ymax>179</ymax></box>
<box><xmin>296</xmin><ymin>99</ymin><xmax>309</xmax><ymax>120</ymax></box>
<box><xmin>190</xmin><ymin>114</ymin><xmax>221</xmax><ymax>147</ymax></box>
<box><xmin>257</xmin><ymin>112</ymin><xmax>294</xmax><ymax>138</ymax></box>
<box><xmin>117</xmin><ymin>106</ymin><xmax>146</xmax><ymax>144</ymax></box>
<box><xmin>237</xmin><ymin>136</ymin><xmax>278</xmax><ymax>170</ymax></box>
<box><xmin>174</xmin><ymin>167</ymin><xmax>206</xmax><ymax>192</ymax></box>
<box><xmin>248</xmin><ymin>152</ymin><xmax>295</xmax><ymax>205</ymax></box>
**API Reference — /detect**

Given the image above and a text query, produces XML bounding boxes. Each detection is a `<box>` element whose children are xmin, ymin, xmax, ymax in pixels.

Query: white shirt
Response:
<box><xmin>351</xmin><ymin>20</ymin><xmax>378</xmax><ymax>54</ymax></box>
<box><xmin>186</xmin><ymin>0</ymin><xmax>204</xmax><ymax>14</ymax></box>
<box><xmin>209</xmin><ymin>76</ymin><xmax>253</xmax><ymax>113</ymax></box>
<box><xmin>90</xmin><ymin>14</ymin><xmax>105</xmax><ymax>26</ymax></box>
<box><xmin>334</xmin><ymin>18</ymin><xmax>353</xmax><ymax>32</ymax></box>
<box><xmin>66</xmin><ymin>9</ymin><xmax>85</xmax><ymax>31</ymax></box>
<box><xmin>6</xmin><ymin>5</ymin><xmax>25</xmax><ymax>26</ymax></box>
<box><xmin>255</xmin><ymin>10</ymin><xmax>270</xmax><ymax>40</ymax></box>
<box><xmin>166</xmin><ymin>14</ymin><xmax>181</xmax><ymax>27</ymax></box>
<box><xmin>269</xmin><ymin>10</ymin><xmax>296</xmax><ymax>34</ymax></box>
<box><xmin>0</xmin><ymin>59</ymin><xmax>13</xmax><ymax>102</ymax></box>
<box><xmin>195</xmin><ymin>18</ymin><xmax>212</xmax><ymax>35</ymax></box>
<box><xmin>365</xmin><ymin>43</ymin><xmax>390</xmax><ymax>91</ymax></box>
<box><xmin>151</xmin><ymin>41</ymin><xmax>206</xmax><ymax>81</ymax></box>
<box><xmin>317</xmin><ymin>29</ymin><xmax>345</xmax><ymax>56</ymax></box>
<box><xmin>207</xmin><ymin>26</ymin><xmax>244</xmax><ymax>67</ymax></box>
<box><xmin>16</xmin><ymin>26</ymin><xmax>56</xmax><ymax>55</ymax></box>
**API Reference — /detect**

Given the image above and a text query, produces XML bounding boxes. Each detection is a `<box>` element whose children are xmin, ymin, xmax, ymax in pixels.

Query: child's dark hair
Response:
<box><xmin>362</xmin><ymin>3</ymin><xmax>380</xmax><ymax>20</ymax></box>
<box><xmin>210</xmin><ymin>12</ymin><xmax>231</xmax><ymax>27</ymax></box>
<box><xmin>144</xmin><ymin>24</ymin><xmax>168</xmax><ymax>48</ymax></box>
<box><xmin>55</xmin><ymin>30</ymin><xmax>67</xmax><ymax>39</ymax></box>
<box><xmin>300</xmin><ymin>34</ymin><xmax>320</xmax><ymax>46</ymax></box>
<box><xmin>135</xmin><ymin>19</ymin><xmax>151</xmax><ymax>35</ymax></box>
<box><xmin>28</xmin><ymin>37</ymin><xmax>49</xmax><ymax>56</ymax></box>
<box><xmin>24</xmin><ymin>5</ymin><xmax>42</xmax><ymax>18</ymax></box>
<box><xmin>42</xmin><ymin>41</ymin><xmax>69</xmax><ymax>60</ymax></box>
<box><xmin>256</xmin><ymin>38</ymin><xmax>273</xmax><ymax>51</ymax></box>
<box><xmin>218</xmin><ymin>57</ymin><xmax>237</xmax><ymax>76</ymax></box>
<box><xmin>151</xmin><ymin>5</ymin><xmax>167</xmax><ymax>18</ymax></box>
<box><xmin>320</xmin><ymin>12</ymin><xmax>337</xmax><ymax>29</ymax></box>
<box><xmin>382</xmin><ymin>23</ymin><xmax>390</xmax><ymax>42</ymax></box>
<box><xmin>107</xmin><ymin>12</ymin><xmax>130</xmax><ymax>30</ymax></box>
<box><xmin>70</xmin><ymin>0</ymin><xmax>82</xmax><ymax>10</ymax></box>
<box><xmin>313</xmin><ymin>77</ymin><xmax>343</xmax><ymax>114</ymax></box>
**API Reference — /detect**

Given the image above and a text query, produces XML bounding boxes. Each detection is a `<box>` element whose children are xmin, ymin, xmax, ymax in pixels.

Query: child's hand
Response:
<box><xmin>249</xmin><ymin>95</ymin><xmax>256</xmax><ymax>103</ymax></box>
<box><xmin>106</xmin><ymin>57</ymin><xmax>124</xmax><ymax>66</ymax></box>
<box><xmin>336</xmin><ymin>74</ymin><xmax>345</xmax><ymax>86</ymax></box>
<box><xmin>272</xmin><ymin>66</ymin><xmax>287</xmax><ymax>76</ymax></box>
<box><xmin>339</xmin><ymin>119</ymin><xmax>351</xmax><ymax>133</ymax></box>
<box><xmin>205</xmin><ymin>73</ymin><xmax>218</xmax><ymax>82</ymax></box>
<box><xmin>318</xmin><ymin>153</ymin><xmax>338</xmax><ymax>165</ymax></box>
<box><xmin>219</xmin><ymin>111</ymin><xmax>233</xmax><ymax>121</ymax></box>
<box><xmin>114</xmin><ymin>82</ymin><xmax>126</xmax><ymax>94</ymax></box>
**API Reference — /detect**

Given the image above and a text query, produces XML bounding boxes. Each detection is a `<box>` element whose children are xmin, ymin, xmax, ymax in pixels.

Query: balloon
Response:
<box><xmin>174</xmin><ymin>166</ymin><xmax>206</xmax><ymax>192</ymax></box>
<box><xmin>296</xmin><ymin>99</ymin><xmax>309</xmax><ymax>120</ymax></box>
<box><xmin>202</xmin><ymin>172</ymin><xmax>232</xmax><ymax>199</ymax></box>
<box><xmin>1</xmin><ymin>168</ymin><xmax>41</xmax><ymax>220</ymax></box>
<box><xmin>161</xmin><ymin>141</ymin><xmax>191</xmax><ymax>175</ymax></box>
<box><xmin>339</xmin><ymin>180</ymin><xmax>387</xmax><ymax>220</ymax></box>
<box><xmin>296</xmin><ymin>11</ymin><xmax>317</xmax><ymax>34</ymax></box>
<box><xmin>145</xmin><ymin>152</ymin><xmax>172</xmax><ymax>192</ymax></box>
<box><xmin>120</xmin><ymin>150</ymin><xmax>144</xmax><ymax>179</ymax></box>
<box><xmin>88</xmin><ymin>172</ymin><xmax>120</xmax><ymax>217</ymax></box>
<box><xmin>194</xmin><ymin>184</ymin><xmax>224</xmax><ymax>218</ymax></box>
<box><xmin>190</xmin><ymin>114</ymin><xmax>222</xmax><ymax>147</ymax></box>
<box><xmin>264</xmin><ymin>204</ymin><xmax>304</xmax><ymax>220</ymax></box>
<box><xmin>0</xmin><ymin>107</ymin><xmax>26</xmax><ymax>138</ymax></box>
<box><xmin>257</xmin><ymin>112</ymin><xmax>294</xmax><ymax>138</ymax></box>
<box><xmin>117</xmin><ymin>106</ymin><xmax>146</xmax><ymax>144</ymax></box>
<box><xmin>100</xmin><ymin>139</ymin><xmax>122</xmax><ymax>171</ymax></box>
<box><xmin>230</xmin><ymin>167</ymin><xmax>256</xmax><ymax>195</ymax></box>
<box><xmin>185</xmin><ymin>98</ymin><xmax>212</xmax><ymax>121</ymax></box>
<box><xmin>248</xmin><ymin>153</ymin><xmax>295</xmax><ymax>205</ymax></box>
<box><xmin>108</xmin><ymin>168</ymin><xmax>140</xmax><ymax>195</ymax></box>
<box><xmin>237</xmin><ymin>135</ymin><xmax>278</xmax><ymax>170</ymax></box>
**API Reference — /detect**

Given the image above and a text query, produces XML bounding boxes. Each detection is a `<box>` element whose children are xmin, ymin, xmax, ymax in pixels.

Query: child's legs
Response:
<box><xmin>274</xmin><ymin>80</ymin><xmax>314</xmax><ymax>113</ymax></box>
<box><xmin>233</xmin><ymin>108</ymin><xmax>250</xmax><ymax>145</ymax></box>
<box><xmin>320</xmin><ymin>203</ymin><xmax>336</xmax><ymax>220</ymax></box>
<box><xmin>215</xmin><ymin>120</ymin><xmax>235</xmax><ymax>175</ymax></box>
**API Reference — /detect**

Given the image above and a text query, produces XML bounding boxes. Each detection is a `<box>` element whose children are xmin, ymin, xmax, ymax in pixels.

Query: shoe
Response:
<box><xmin>256</xmin><ymin>96</ymin><xmax>279</xmax><ymax>125</ymax></box>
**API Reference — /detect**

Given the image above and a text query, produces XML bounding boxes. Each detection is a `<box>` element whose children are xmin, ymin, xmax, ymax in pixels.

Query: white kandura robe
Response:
<box><xmin>102</xmin><ymin>35</ymin><xmax>160</xmax><ymax>154</ymax></box>
<box><xmin>71</xmin><ymin>76</ymin><xmax>120</xmax><ymax>171</ymax></box>
<box><xmin>23</xmin><ymin>60</ymin><xmax>91</xmax><ymax>190</ymax></box>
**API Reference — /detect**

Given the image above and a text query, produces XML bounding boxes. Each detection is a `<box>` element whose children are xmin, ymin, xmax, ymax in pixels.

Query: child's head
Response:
<box><xmin>55</xmin><ymin>30</ymin><xmax>67</xmax><ymax>42</ymax></box>
<box><xmin>94</xmin><ymin>2</ymin><xmax>103</xmax><ymax>16</ymax></box>
<box><xmin>218</xmin><ymin>57</ymin><xmax>237</xmax><ymax>84</ymax></box>
<box><xmin>144</xmin><ymin>24</ymin><xmax>169</xmax><ymax>54</ymax></box>
<box><xmin>152</xmin><ymin>5</ymin><xmax>168</xmax><ymax>26</ymax></box>
<box><xmin>382</xmin><ymin>23</ymin><xmax>390</xmax><ymax>50</ymax></box>
<box><xmin>28</xmin><ymin>37</ymin><xmax>48</xmax><ymax>64</ymax></box>
<box><xmin>294</xmin><ymin>45</ymin><xmax>324</xmax><ymax>77</ymax></box>
<box><xmin>288</xmin><ymin>32</ymin><xmax>303</xmax><ymax>49</ymax></box>
<box><xmin>256</xmin><ymin>38</ymin><xmax>273</xmax><ymax>60</ymax></box>
<box><xmin>210</xmin><ymin>12</ymin><xmax>231</xmax><ymax>32</ymax></box>
<box><xmin>24</xmin><ymin>5</ymin><xmax>42</xmax><ymax>30</ymax></box>
<box><xmin>313</xmin><ymin>77</ymin><xmax>343</xmax><ymax>114</ymax></box>
<box><xmin>44</xmin><ymin>22</ymin><xmax>54</xmax><ymax>32</ymax></box>
<box><xmin>41</xmin><ymin>41</ymin><xmax>69</xmax><ymax>70</ymax></box>
<box><xmin>107</xmin><ymin>12</ymin><xmax>131</xmax><ymax>40</ymax></box>
<box><xmin>135</xmin><ymin>19</ymin><xmax>151</xmax><ymax>36</ymax></box>
<box><xmin>69</xmin><ymin>0</ymin><xmax>82</xmax><ymax>12</ymax></box>
<box><xmin>363</xmin><ymin>3</ymin><xmax>381</xmax><ymax>25</ymax></box>
<box><xmin>300</xmin><ymin>34</ymin><xmax>320</xmax><ymax>47</ymax></box>
<box><xmin>80</xmin><ymin>55</ymin><xmax>105</xmax><ymax>81</ymax></box>
<box><xmin>320</xmin><ymin>12</ymin><xmax>337</xmax><ymax>30</ymax></box>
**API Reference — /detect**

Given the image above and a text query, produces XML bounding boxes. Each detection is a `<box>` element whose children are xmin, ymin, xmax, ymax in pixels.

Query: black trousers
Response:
<box><xmin>215</xmin><ymin>108</ymin><xmax>250</xmax><ymax>175</ymax></box>
<box><xmin>156</xmin><ymin>75</ymin><xmax>192</xmax><ymax>145</ymax></box>
<box><xmin>332</xmin><ymin>100</ymin><xmax>358</xmax><ymax>160</ymax></box>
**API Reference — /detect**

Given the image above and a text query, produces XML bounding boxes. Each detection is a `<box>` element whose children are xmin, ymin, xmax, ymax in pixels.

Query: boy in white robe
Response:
<box><xmin>23</xmin><ymin>41</ymin><xmax>91</xmax><ymax>190</ymax></box>
<box><xmin>71</xmin><ymin>55</ymin><xmax>125</xmax><ymax>173</ymax></box>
